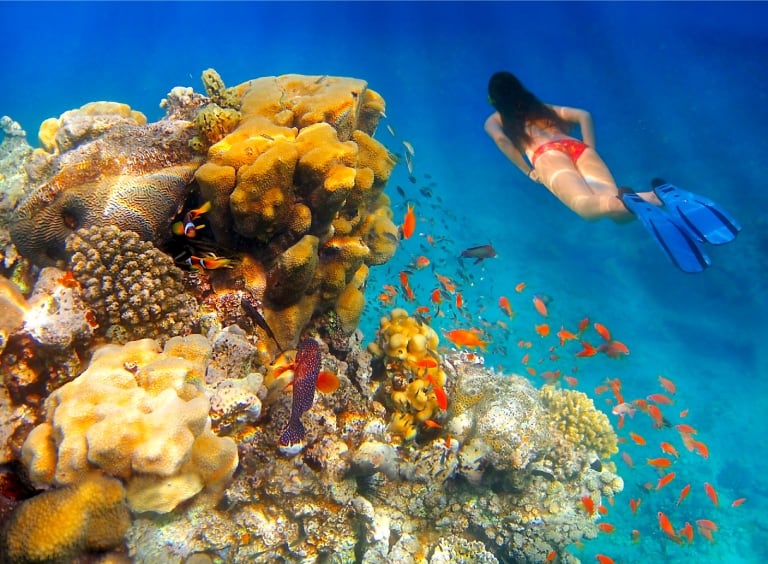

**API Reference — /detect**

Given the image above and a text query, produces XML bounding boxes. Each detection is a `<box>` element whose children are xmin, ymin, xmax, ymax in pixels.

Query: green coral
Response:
<box><xmin>540</xmin><ymin>385</ymin><xmax>618</xmax><ymax>459</ymax></box>
<box><xmin>66</xmin><ymin>225</ymin><xmax>198</xmax><ymax>342</ymax></box>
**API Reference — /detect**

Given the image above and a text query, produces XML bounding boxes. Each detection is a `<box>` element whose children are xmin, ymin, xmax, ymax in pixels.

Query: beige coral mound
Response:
<box><xmin>540</xmin><ymin>385</ymin><xmax>619</xmax><ymax>459</ymax></box>
<box><xmin>20</xmin><ymin>335</ymin><xmax>238</xmax><ymax>514</ymax></box>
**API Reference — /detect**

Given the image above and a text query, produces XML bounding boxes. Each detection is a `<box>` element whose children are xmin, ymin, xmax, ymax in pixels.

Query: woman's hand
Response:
<box><xmin>528</xmin><ymin>169</ymin><xmax>541</xmax><ymax>183</ymax></box>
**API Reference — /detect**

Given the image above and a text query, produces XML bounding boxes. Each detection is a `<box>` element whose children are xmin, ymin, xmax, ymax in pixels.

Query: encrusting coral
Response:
<box><xmin>539</xmin><ymin>385</ymin><xmax>619</xmax><ymax>460</ymax></box>
<box><xmin>20</xmin><ymin>335</ymin><xmax>238</xmax><ymax>514</ymax></box>
<box><xmin>65</xmin><ymin>225</ymin><xmax>198</xmax><ymax>342</ymax></box>
<box><xmin>9</xmin><ymin>98</ymin><xmax>204</xmax><ymax>265</ymax></box>
<box><xmin>0</xmin><ymin>472</ymin><xmax>131</xmax><ymax>562</ymax></box>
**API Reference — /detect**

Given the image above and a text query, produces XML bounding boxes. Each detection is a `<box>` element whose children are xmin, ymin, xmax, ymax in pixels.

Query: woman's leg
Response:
<box><xmin>536</xmin><ymin>150</ymin><xmax>631</xmax><ymax>221</ymax></box>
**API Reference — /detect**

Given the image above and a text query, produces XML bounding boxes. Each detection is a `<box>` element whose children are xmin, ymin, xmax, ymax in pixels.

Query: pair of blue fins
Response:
<box><xmin>620</xmin><ymin>179</ymin><xmax>741</xmax><ymax>273</ymax></box>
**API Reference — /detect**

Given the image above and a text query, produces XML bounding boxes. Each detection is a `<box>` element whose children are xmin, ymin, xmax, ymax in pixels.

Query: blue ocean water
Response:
<box><xmin>1</xmin><ymin>2</ymin><xmax>766</xmax><ymax>562</ymax></box>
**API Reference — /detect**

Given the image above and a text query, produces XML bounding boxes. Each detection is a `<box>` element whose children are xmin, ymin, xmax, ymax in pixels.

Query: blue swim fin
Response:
<box><xmin>620</xmin><ymin>190</ymin><xmax>711</xmax><ymax>273</ymax></box>
<box><xmin>651</xmin><ymin>179</ymin><xmax>741</xmax><ymax>245</ymax></box>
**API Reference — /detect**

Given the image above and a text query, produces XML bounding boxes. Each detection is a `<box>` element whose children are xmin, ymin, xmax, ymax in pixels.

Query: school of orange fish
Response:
<box><xmin>367</xmin><ymin>133</ymin><xmax>746</xmax><ymax>563</ymax></box>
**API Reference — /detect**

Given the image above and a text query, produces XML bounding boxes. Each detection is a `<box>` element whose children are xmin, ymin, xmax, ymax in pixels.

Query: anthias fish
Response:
<box><xmin>279</xmin><ymin>339</ymin><xmax>322</xmax><ymax>455</ymax></box>
<box><xmin>459</xmin><ymin>244</ymin><xmax>497</xmax><ymax>264</ymax></box>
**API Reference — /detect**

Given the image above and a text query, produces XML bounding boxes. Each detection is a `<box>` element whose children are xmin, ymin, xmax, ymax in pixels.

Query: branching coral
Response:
<box><xmin>539</xmin><ymin>385</ymin><xmax>619</xmax><ymax>459</ymax></box>
<box><xmin>65</xmin><ymin>225</ymin><xmax>198</xmax><ymax>342</ymax></box>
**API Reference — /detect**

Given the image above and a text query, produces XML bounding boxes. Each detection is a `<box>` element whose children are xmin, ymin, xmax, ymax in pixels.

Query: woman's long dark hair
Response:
<box><xmin>488</xmin><ymin>71</ymin><xmax>570</xmax><ymax>152</ymax></box>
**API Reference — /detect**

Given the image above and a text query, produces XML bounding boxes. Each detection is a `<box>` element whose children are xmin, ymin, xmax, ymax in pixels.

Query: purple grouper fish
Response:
<box><xmin>278</xmin><ymin>338</ymin><xmax>321</xmax><ymax>455</ymax></box>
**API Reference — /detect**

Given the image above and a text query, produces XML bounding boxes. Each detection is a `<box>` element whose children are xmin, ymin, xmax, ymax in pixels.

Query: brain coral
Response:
<box><xmin>0</xmin><ymin>472</ymin><xmax>130</xmax><ymax>562</ymax></box>
<box><xmin>10</xmin><ymin>99</ymin><xmax>204</xmax><ymax>265</ymax></box>
<box><xmin>20</xmin><ymin>335</ymin><xmax>238</xmax><ymax>514</ymax></box>
<box><xmin>65</xmin><ymin>225</ymin><xmax>198</xmax><ymax>342</ymax></box>
<box><xmin>539</xmin><ymin>385</ymin><xmax>619</xmax><ymax>459</ymax></box>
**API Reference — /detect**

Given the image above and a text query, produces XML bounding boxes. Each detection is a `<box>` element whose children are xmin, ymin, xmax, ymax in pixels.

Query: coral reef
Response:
<box><xmin>0</xmin><ymin>472</ymin><xmax>130</xmax><ymax>562</ymax></box>
<box><xmin>66</xmin><ymin>225</ymin><xmax>198</xmax><ymax>342</ymax></box>
<box><xmin>193</xmin><ymin>72</ymin><xmax>398</xmax><ymax>352</ymax></box>
<box><xmin>10</xmin><ymin>100</ymin><xmax>204</xmax><ymax>265</ymax></box>
<box><xmin>540</xmin><ymin>385</ymin><xmax>619</xmax><ymax>460</ymax></box>
<box><xmin>20</xmin><ymin>336</ymin><xmax>238</xmax><ymax>514</ymax></box>
<box><xmin>0</xmin><ymin>116</ymin><xmax>33</xmax><ymax>222</ymax></box>
<box><xmin>367</xmin><ymin>308</ymin><xmax>447</xmax><ymax>441</ymax></box>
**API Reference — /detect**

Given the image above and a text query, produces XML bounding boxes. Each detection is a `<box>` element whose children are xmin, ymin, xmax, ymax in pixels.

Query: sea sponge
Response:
<box><xmin>20</xmin><ymin>336</ymin><xmax>239</xmax><ymax>514</ymax></box>
<box><xmin>1</xmin><ymin>473</ymin><xmax>130</xmax><ymax>562</ymax></box>
<box><xmin>65</xmin><ymin>225</ymin><xmax>198</xmax><ymax>342</ymax></box>
<box><xmin>540</xmin><ymin>386</ymin><xmax>619</xmax><ymax>459</ymax></box>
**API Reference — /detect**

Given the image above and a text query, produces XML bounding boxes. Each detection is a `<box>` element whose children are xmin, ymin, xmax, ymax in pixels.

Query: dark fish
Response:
<box><xmin>279</xmin><ymin>339</ymin><xmax>321</xmax><ymax>455</ymax></box>
<box><xmin>459</xmin><ymin>244</ymin><xmax>498</xmax><ymax>264</ymax></box>
<box><xmin>241</xmin><ymin>297</ymin><xmax>283</xmax><ymax>352</ymax></box>
<box><xmin>419</xmin><ymin>186</ymin><xmax>433</xmax><ymax>198</ymax></box>
<box><xmin>396</xmin><ymin>185</ymin><xmax>406</xmax><ymax>198</ymax></box>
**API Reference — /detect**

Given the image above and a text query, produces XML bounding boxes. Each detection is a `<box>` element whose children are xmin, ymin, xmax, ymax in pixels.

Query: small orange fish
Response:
<box><xmin>731</xmin><ymin>497</ymin><xmax>747</xmax><ymax>507</ymax></box>
<box><xmin>595</xmin><ymin>555</ymin><xmax>615</xmax><ymax>564</ymax></box>
<box><xmin>316</xmin><ymin>371</ymin><xmax>341</xmax><ymax>393</ymax></box>
<box><xmin>660</xmin><ymin>442</ymin><xmax>679</xmax><ymax>458</ymax></box>
<box><xmin>631</xmin><ymin>529</ymin><xmax>641</xmax><ymax>544</ymax></box>
<box><xmin>679</xmin><ymin>521</ymin><xmax>694</xmax><ymax>545</ymax></box>
<box><xmin>430</xmin><ymin>288</ymin><xmax>443</xmax><ymax>305</ymax></box>
<box><xmin>647</xmin><ymin>404</ymin><xmax>665</xmax><ymax>428</ymax></box>
<box><xmin>646</xmin><ymin>457</ymin><xmax>673</xmax><ymax>469</ymax></box>
<box><xmin>521</xmin><ymin>353</ymin><xmax>530</xmax><ymax>365</ymax></box>
<box><xmin>656</xmin><ymin>472</ymin><xmax>676</xmax><ymax>490</ymax></box>
<box><xmin>413</xmin><ymin>255</ymin><xmax>430</xmax><ymax>269</ymax></box>
<box><xmin>186</xmin><ymin>200</ymin><xmax>212</xmax><ymax>221</ymax></box>
<box><xmin>515</xmin><ymin>282</ymin><xmax>527</xmax><ymax>293</ymax></box>
<box><xmin>575</xmin><ymin>341</ymin><xmax>597</xmax><ymax>357</ymax></box>
<box><xmin>546</xmin><ymin>550</ymin><xmax>556</xmax><ymax>562</ymax></box>
<box><xmin>443</xmin><ymin>328</ymin><xmax>488</xmax><ymax>350</ymax></box>
<box><xmin>581</xmin><ymin>495</ymin><xmax>595</xmax><ymax>516</ymax></box>
<box><xmin>622</xmin><ymin>452</ymin><xmax>635</xmax><ymax>469</ymax></box>
<box><xmin>658</xmin><ymin>375</ymin><xmax>676</xmax><ymax>394</ymax></box>
<box><xmin>563</xmin><ymin>375</ymin><xmax>578</xmax><ymax>387</ymax></box>
<box><xmin>415</xmin><ymin>306</ymin><xmax>431</xmax><ymax>314</ymax></box>
<box><xmin>577</xmin><ymin>317</ymin><xmax>590</xmax><ymax>333</ymax></box>
<box><xmin>679</xmin><ymin>408</ymin><xmax>689</xmax><ymax>418</ymax></box>
<box><xmin>675</xmin><ymin>423</ymin><xmax>697</xmax><ymax>435</ymax></box>
<box><xmin>426</xmin><ymin>373</ymin><xmax>448</xmax><ymax>411</ymax></box>
<box><xmin>532</xmin><ymin>295</ymin><xmax>549</xmax><ymax>317</ymax></box>
<box><xmin>593</xmin><ymin>322</ymin><xmax>611</xmax><ymax>341</ymax></box>
<box><xmin>676</xmin><ymin>484</ymin><xmax>691</xmax><ymax>506</ymax></box>
<box><xmin>556</xmin><ymin>325</ymin><xmax>577</xmax><ymax>345</ymax></box>
<box><xmin>597</xmin><ymin>340</ymin><xmax>630</xmax><ymax>358</ymax></box>
<box><xmin>526</xmin><ymin>366</ymin><xmax>537</xmax><ymax>376</ymax></box>
<box><xmin>423</xmin><ymin>419</ymin><xmax>442</xmax><ymax>429</ymax></box>
<box><xmin>455</xmin><ymin>292</ymin><xmax>464</xmax><ymax>309</ymax></box>
<box><xmin>402</xmin><ymin>203</ymin><xmax>416</xmax><ymax>239</ymax></box>
<box><xmin>647</xmin><ymin>393</ymin><xmax>674</xmax><ymax>405</ymax></box>
<box><xmin>658</xmin><ymin>511</ymin><xmax>681</xmax><ymax>544</ymax></box>
<box><xmin>629</xmin><ymin>431</ymin><xmax>646</xmax><ymax>446</ymax></box>
<box><xmin>696</xmin><ymin>519</ymin><xmax>718</xmax><ymax>532</ymax></box>
<box><xmin>498</xmin><ymin>296</ymin><xmax>514</xmax><ymax>317</ymax></box>
<box><xmin>435</xmin><ymin>273</ymin><xmax>456</xmax><ymax>294</ymax></box>
<box><xmin>692</xmin><ymin>439</ymin><xmax>709</xmax><ymax>459</ymax></box>
<box><xmin>57</xmin><ymin>270</ymin><xmax>80</xmax><ymax>288</ymax></box>
<box><xmin>413</xmin><ymin>358</ymin><xmax>438</xmax><ymax>369</ymax></box>
<box><xmin>597</xmin><ymin>505</ymin><xmax>609</xmax><ymax>515</ymax></box>
<box><xmin>534</xmin><ymin>323</ymin><xmax>550</xmax><ymax>337</ymax></box>
<box><xmin>598</xmin><ymin>523</ymin><xmax>615</xmax><ymax>534</ymax></box>
<box><xmin>629</xmin><ymin>497</ymin><xmax>641</xmax><ymax>515</ymax></box>
<box><xmin>704</xmin><ymin>482</ymin><xmax>719</xmax><ymax>507</ymax></box>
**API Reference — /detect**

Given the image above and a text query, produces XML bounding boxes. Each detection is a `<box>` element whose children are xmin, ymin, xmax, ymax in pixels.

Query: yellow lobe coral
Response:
<box><xmin>540</xmin><ymin>385</ymin><xmax>619</xmax><ymax>459</ymax></box>
<box><xmin>230</xmin><ymin>139</ymin><xmax>299</xmax><ymax>239</ymax></box>
<box><xmin>1</xmin><ymin>473</ymin><xmax>130</xmax><ymax>562</ymax></box>
<box><xmin>335</xmin><ymin>264</ymin><xmax>369</xmax><ymax>335</ymax></box>
<box><xmin>265</xmin><ymin>234</ymin><xmax>320</xmax><ymax>306</ymax></box>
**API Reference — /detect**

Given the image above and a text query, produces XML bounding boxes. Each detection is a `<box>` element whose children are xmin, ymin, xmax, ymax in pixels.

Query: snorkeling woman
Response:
<box><xmin>484</xmin><ymin>71</ymin><xmax>741</xmax><ymax>273</ymax></box>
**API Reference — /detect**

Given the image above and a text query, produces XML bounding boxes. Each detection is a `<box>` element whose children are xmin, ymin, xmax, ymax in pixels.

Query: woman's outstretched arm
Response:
<box><xmin>484</xmin><ymin>113</ymin><xmax>535</xmax><ymax>178</ymax></box>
